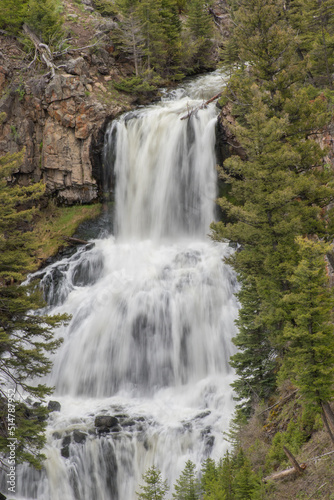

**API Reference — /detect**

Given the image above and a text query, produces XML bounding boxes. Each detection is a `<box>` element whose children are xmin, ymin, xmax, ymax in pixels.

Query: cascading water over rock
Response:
<box><xmin>1</xmin><ymin>71</ymin><xmax>239</xmax><ymax>500</ymax></box>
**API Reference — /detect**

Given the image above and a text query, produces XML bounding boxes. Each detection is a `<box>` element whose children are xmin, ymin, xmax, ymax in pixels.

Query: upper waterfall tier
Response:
<box><xmin>103</xmin><ymin>80</ymin><xmax>222</xmax><ymax>240</ymax></box>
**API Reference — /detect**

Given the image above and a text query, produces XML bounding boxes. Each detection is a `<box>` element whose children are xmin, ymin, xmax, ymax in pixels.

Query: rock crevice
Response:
<box><xmin>0</xmin><ymin>60</ymin><xmax>126</xmax><ymax>204</ymax></box>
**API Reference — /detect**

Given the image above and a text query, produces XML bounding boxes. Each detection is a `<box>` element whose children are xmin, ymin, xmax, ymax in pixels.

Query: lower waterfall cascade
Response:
<box><xmin>1</xmin><ymin>71</ymin><xmax>239</xmax><ymax>500</ymax></box>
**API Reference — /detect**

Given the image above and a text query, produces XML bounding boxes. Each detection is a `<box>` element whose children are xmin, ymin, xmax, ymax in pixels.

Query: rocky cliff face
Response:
<box><xmin>0</xmin><ymin>52</ymin><xmax>130</xmax><ymax>204</ymax></box>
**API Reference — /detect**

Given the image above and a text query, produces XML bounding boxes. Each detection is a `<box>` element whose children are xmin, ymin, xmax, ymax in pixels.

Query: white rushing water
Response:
<box><xmin>2</xmin><ymin>71</ymin><xmax>239</xmax><ymax>499</ymax></box>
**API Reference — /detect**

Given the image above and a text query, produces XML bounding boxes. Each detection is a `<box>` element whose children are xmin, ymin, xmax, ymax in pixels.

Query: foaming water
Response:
<box><xmin>0</xmin><ymin>71</ymin><xmax>238</xmax><ymax>500</ymax></box>
<box><xmin>104</xmin><ymin>100</ymin><xmax>218</xmax><ymax>239</ymax></box>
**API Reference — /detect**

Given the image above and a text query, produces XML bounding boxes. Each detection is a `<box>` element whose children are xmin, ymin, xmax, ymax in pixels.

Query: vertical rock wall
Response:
<box><xmin>0</xmin><ymin>67</ymin><xmax>125</xmax><ymax>204</ymax></box>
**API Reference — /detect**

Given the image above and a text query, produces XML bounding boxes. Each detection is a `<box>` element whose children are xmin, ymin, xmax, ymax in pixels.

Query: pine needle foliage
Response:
<box><xmin>0</xmin><ymin>134</ymin><xmax>67</xmax><ymax>468</ymax></box>
<box><xmin>136</xmin><ymin>465</ymin><xmax>169</xmax><ymax>500</ymax></box>
<box><xmin>172</xmin><ymin>460</ymin><xmax>200</xmax><ymax>500</ymax></box>
<box><xmin>281</xmin><ymin>237</ymin><xmax>334</xmax><ymax>410</ymax></box>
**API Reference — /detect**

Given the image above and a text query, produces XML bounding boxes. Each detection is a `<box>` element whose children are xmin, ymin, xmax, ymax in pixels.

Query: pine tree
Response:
<box><xmin>230</xmin><ymin>279</ymin><xmax>276</xmax><ymax>415</ymax></box>
<box><xmin>217</xmin><ymin>452</ymin><xmax>234</xmax><ymax>500</ymax></box>
<box><xmin>186</xmin><ymin>0</ymin><xmax>215</xmax><ymax>69</ymax></box>
<box><xmin>233</xmin><ymin>450</ymin><xmax>260</xmax><ymax>500</ymax></box>
<box><xmin>0</xmin><ymin>125</ymin><xmax>67</xmax><ymax>468</ymax></box>
<box><xmin>211</xmin><ymin>85</ymin><xmax>333</xmax><ymax>409</ymax></box>
<box><xmin>223</xmin><ymin>0</ymin><xmax>305</xmax><ymax>96</ymax></box>
<box><xmin>201</xmin><ymin>458</ymin><xmax>226</xmax><ymax>500</ymax></box>
<box><xmin>25</xmin><ymin>0</ymin><xmax>63</xmax><ymax>45</ymax></box>
<box><xmin>136</xmin><ymin>0</ymin><xmax>168</xmax><ymax>75</ymax></box>
<box><xmin>286</xmin><ymin>0</ymin><xmax>334</xmax><ymax>87</ymax></box>
<box><xmin>137</xmin><ymin>466</ymin><xmax>169</xmax><ymax>500</ymax></box>
<box><xmin>0</xmin><ymin>0</ymin><xmax>28</xmax><ymax>33</ymax></box>
<box><xmin>281</xmin><ymin>237</ymin><xmax>334</xmax><ymax>410</ymax></box>
<box><xmin>173</xmin><ymin>460</ymin><xmax>200</xmax><ymax>500</ymax></box>
<box><xmin>113</xmin><ymin>11</ymin><xmax>145</xmax><ymax>76</ymax></box>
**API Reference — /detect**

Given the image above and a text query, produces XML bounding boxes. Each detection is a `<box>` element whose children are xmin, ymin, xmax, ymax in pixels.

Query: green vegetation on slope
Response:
<box><xmin>0</xmin><ymin>132</ymin><xmax>68</xmax><ymax>468</ymax></box>
<box><xmin>33</xmin><ymin>201</ymin><xmax>102</xmax><ymax>263</ymax></box>
<box><xmin>207</xmin><ymin>0</ymin><xmax>334</xmax><ymax>496</ymax></box>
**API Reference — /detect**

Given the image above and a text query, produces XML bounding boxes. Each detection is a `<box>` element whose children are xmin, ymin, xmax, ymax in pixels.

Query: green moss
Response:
<box><xmin>33</xmin><ymin>202</ymin><xmax>102</xmax><ymax>264</ymax></box>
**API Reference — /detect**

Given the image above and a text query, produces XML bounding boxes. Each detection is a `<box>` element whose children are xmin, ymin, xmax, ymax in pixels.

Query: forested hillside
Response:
<box><xmin>209</xmin><ymin>0</ymin><xmax>334</xmax><ymax>497</ymax></box>
<box><xmin>1</xmin><ymin>0</ymin><xmax>334</xmax><ymax>498</ymax></box>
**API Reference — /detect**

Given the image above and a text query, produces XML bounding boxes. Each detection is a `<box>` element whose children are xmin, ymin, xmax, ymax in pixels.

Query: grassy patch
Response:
<box><xmin>33</xmin><ymin>202</ymin><xmax>102</xmax><ymax>264</ymax></box>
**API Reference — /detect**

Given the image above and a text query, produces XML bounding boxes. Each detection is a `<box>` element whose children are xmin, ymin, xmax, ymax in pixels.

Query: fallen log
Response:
<box><xmin>63</xmin><ymin>236</ymin><xmax>91</xmax><ymax>246</ymax></box>
<box><xmin>263</xmin><ymin>446</ymin><xmax>306</xmax><ymax>482</ymax></box>
<box><xmin>180</xmin><ymin>92</ymin><xmax>223</xmax><ymax>120</ymax></box>
<box><xmin>263</xmin><ymin>464</ymin><xmax>306</xmax><ymax>482</ymax></box>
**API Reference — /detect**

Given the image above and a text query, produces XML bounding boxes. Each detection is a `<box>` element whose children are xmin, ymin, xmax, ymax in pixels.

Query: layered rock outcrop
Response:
<box><xmin>0</xmin><ymin>58</ymin><xmax>127</xmax><ymax>204</ymax></box>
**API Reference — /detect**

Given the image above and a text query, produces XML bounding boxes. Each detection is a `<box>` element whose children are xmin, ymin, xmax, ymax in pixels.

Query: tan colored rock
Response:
<box><xmin>42</xmin><ymin>117</ymin><xmax>97</xmax><ymax>202</ymax></box>
<box><xmin>0</xmin><ymin>69</ymin><xmax>128</xmax><ymax>204</ymax></box>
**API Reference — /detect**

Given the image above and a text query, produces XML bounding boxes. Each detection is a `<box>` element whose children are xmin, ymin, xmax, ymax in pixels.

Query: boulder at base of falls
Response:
<box><xmin>73</xmin><ymin>430</ymin><xmax>87</xmax><ymax>444</ymax></box>
<box><xmin>48</xmin><ymin>400</ymin><xmax>61</xmax><ymax>412</ymax></box>
<box><xmin>61</xmin><ymin>435</ymin><xmax>71</xmax><ymax>458</ymax></box>
<box><xmin>94</xmin><ymin>415</ymin><xmax>119</xmax><ymax>432</ymax></box>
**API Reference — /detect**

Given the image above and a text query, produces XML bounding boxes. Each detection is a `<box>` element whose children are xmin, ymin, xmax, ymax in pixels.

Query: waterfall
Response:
<box><xmin>2</xmin><ymin>71</ymin><xmax>238</xmax><ymax>500</ymax></box>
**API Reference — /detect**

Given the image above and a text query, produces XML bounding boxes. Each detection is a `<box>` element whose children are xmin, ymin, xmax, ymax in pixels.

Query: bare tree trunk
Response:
<box><xmin>321</xmin><ymin>410</ymin><xmax>334</xmax><ymax>445</ymax></box>
<box><xmin>283</xmin><ymin>446</ymin><xmax>303</xmax><ymax>475</ymax></box>
<box><xmin>322</xmin><ymin>402</ymin><xmax>334</xmax><ymax>433</ymax></box>
<box><xmin>22</xmin><ymin>24</ymin><xmax>57</xmax><ymax>78</ymax></box>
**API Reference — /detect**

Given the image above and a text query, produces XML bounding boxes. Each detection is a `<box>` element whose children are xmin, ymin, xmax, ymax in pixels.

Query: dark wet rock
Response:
<box><xmin>110</xmin><ymin>425</ymin><xmax>122</xmax><ymax>433</ymax></box>
<box><xmin>62</xmin><ymin>435</ymin><xmax>71</xmax><ymax>447</ymax></box>
<box><xmin>94</xmin><ymin>415</ymin><xmax>118</xmax><ymax>434</ymax></box>
<box><xmin>201</xmin><ymin>426</ymin><xmax>215</xmax><ymax>450</ymax></box>
<box><xmin>73</xmin><ymin>430</ymin><xmax>87</xmax><ymax>444</ymax></box>
<box><xmin>97</xmin><ymin>426</ymin><xmax>110</xmax><ymax>434</ymax></box>
<box><xmin>121</xmin><ymin>419</ymin><xmax>136</xmax><ymax>427</ymax></box>
<box><xmin>48</xmin><ymin>400</ymin><xmax>61</xmax><ymax>412</ymax></box>
<box><xmin>72</xmin><ymin>253</ymin><xmax>104</xmax><ymax>287</ymax></box>
<box><xmin>61</xmin><ymin>435</ymin><xmax>71</xmax><ymax>458</ymax></box>
<box><xmin>205</xmin><ymin>435</ymin><xmax>215</xmax><ymax>449</ymax></box>
<box><xmin>61</xmin><ymin>445</ymin><xmax>70</xmax><ymax>458</ymax></box>
<box><xmin>52</xmin><ymin>431</ymin><xmax>61</xmax><ymax>440</ymax></box>
<box><xmin>114</xmin><ymin>414</ymin><xmax>129</xmax><ymax>420</ymax></box>
<box><xmin>194</xmin><ymin>410</ymin><xmax>211</xmax><ymax>420</ymax></box>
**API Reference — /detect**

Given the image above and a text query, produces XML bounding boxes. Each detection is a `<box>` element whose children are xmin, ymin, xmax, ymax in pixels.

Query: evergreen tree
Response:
<box><xmin>230</xmin><ymin>278</ymin><xmax>276</xmax><ymax>414</ymax></box>
<box><xmin>212</xmin><ymin>85</ymin><xmax>333</xmax><ymax>409</ymax></box>
<box><xmin>286</xmin><ymin>0</ymin><xmax>334</xmax><ymax>87</ymax></box>
<box><xmin>113</xmin><ymin>11</ymin><xmax>145</xmax><ymax>76</ymax></box>
<box><xmin>281</xmin><ymin>237</ymin><xmax>334</xmax><ymax>410</ymax></box>
<box><xmin>0</xmin><ymin>0</ymin><xmax>63</xmax><ymax>44</ymax></box>
<box><xmin>233</xmin><ymin>450</ymin><xmax>260</xmax><ymax>500</ymax></box>
<box><xmin>186</xmin><ymin>0</ymin><xmax>215</xmax><ymax>69</ymax></box>
<box><xmin>173</xmin><ymin>460</ymin><xmax>200</xmax><ymax>500</ymax></box>
<box><xmin>136</xmin><ymin>0</ymin><xmax>169</xmax><ymax>75</ymax></box>
<box><xmin>0</xmin><ymin>126</ymin><xmax>67</xmax><ymax>468</ymax></box>
<box><xmin>137</xmin><ymin>466</ymin><xmax>169</xmax><ymax>500</ymax></box>
<box><xmin>231</xmin><ymin>0</ymin><xmax>304</xmax><ymax>94</ymax></box>
<box><xmin>25</xmin><ymin>0</ymin><xmax>64</xmax><ymax>45</ymax></box>
<box><xmin>0</xmin><ymin>0</ymin><xmax>28</xmax><ymax>33</ymax></box>
<box><xmin>201</xmin><ymin>458</ymin><xmax>226</xmax><ymax>500</ymax></box>
<box><xmin>217</xmin><ymin>452</ymin><xmax>234</xmax><ymax>500</ymax></box>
